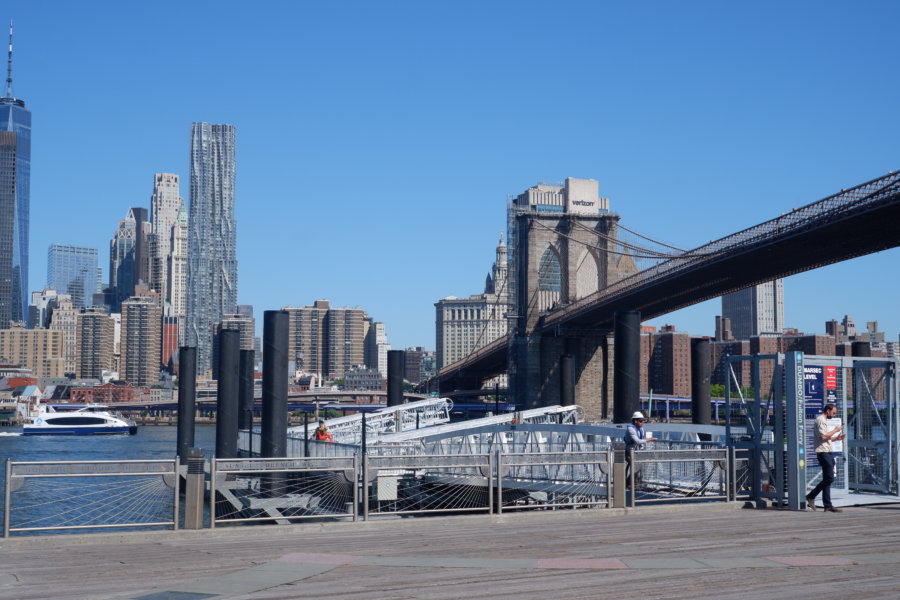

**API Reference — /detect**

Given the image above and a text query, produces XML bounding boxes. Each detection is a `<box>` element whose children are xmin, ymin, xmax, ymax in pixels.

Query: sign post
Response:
<box><xmin>785</xmin><ymin>351</ymin><xmax>806</xmax><ymax>510</ymax></box>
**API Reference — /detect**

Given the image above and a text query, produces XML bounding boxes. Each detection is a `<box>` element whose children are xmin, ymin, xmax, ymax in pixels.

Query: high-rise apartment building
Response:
<box><xmin>435</xmin><ymin>233</ymin><xmax>509</xmax><ymax>370</ymax></box>
<box><xmin>161</xmin><ymin>316</ymin><xmax>179</xmax><ymax>370</ymax></box>
<box><xmin>0</xmin><ymin>323</ymin><xmax>64</xmax><ymax>377</ymax></box>
<box><xmin>364</xmin><ymin>320</ymin><xmax>390</xmax><ymax>376</ymax></box>
<box><xmin>284</xmin><ymin>299</ymin><xmax>372</xmax><ymax>380</ymax></box>
<box><xmin>404</xmin><ymin>346</ymin><xmax>435</xmax><ymax>384</ymax></box>
<box><xmin>217</xmin><ymin>313</ymin><xmax>255</xmax><ymax>351</ymax></box>
<box><xmin>76</xmin><ymin>307</ymin><xmax>115</xmax><ymax>379</ymax></box>
<box><xmin>186</xmin><ymin>123</ymin><xmax>237</xmax><ymax>373</ymax></box>
<box><xmin>327</xmin><ymin>307</ymin><xmax>366</xmax><ymax>379</ymax></box>
<box><xmin>647</xmin><ymin>326</ymin><xmax>692</xmax><ymax>397</ymax></box>
<box><xmin>48</xmin><ymin>294</ymin><xmax>78</xmax><ymax>375</ymax></box>
<box><xmin>721</xmin><ymin>280</ymin><xmax>784</xmax><ymax>341</ymax></box>
<box><xmin>168</xmin><ymin>205</ymin><xmax>188</xmax><ymax>319</ymax></box>
<box><xmin>286</xmin><ymin>300</ymin><xmax>328</xmax><ymax>377</ymax></box>
<box><xmin>149</xmin><ymin>173</ymin><xmax>185</xmax><ymax>309</ymax></box>
<box><xmin>47</xmin><ymin>244</ymin><xmax>99</xmax><ymax>308</ymax></box>
<box><xmin>212</xmin><ymin>312</ymin><xmax>255</xmax><ymax>377</ymax></box>
<box><xmin>0</xmin><ymin>27</ymin><xmax>30</xmax><ymax>328</ymax></box>
<box><xmin>120</xmin><ymin>295</ymin><xmax>162</xmax><ymax>387</ymax></box>
<box><xmin>710</xmin><ymin>339</ymin><xmax>750</xmax><ymax>388</ymax></box>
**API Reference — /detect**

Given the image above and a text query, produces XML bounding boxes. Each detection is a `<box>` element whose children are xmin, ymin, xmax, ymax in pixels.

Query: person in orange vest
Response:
<box><xmin>314</xmin><ymin>419</ymin><xmax>333</xmax><ymax>442</ymax></box>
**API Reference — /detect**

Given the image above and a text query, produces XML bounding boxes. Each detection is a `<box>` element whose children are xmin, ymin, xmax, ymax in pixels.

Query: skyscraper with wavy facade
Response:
<box><xmin>0</xmin><ymin>24</ymin><xmax>30</xmax><ymax>327</ymax></box>
<box><xmin>186</xmin><ymin>122</ymin><xmax>237</xmax><ymax>373</ymax></box>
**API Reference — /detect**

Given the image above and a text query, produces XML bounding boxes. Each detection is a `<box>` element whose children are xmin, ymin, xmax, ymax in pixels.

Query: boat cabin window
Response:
<box><xmin>45</xmin><ymin>416</ymin><xmax>109</xmax><ymax>426</ymax></box>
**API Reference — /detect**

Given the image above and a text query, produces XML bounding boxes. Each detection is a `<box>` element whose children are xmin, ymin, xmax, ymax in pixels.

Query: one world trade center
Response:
<box><xmin>0</xmin><ymin>22</ymin><xmax>30</xmax><ymax>326</ymax></box>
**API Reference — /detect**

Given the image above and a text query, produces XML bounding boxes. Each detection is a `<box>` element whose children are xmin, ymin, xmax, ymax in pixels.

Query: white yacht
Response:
<box><xmin>22</xmin><ymin>404</ymin><xmax>138</xmax><ymax>436</ymax></box>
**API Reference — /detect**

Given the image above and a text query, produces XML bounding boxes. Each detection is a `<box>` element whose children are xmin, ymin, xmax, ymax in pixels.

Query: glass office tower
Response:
<box><xmin>186</xmin><ymin>122</ymin><xmax>237</xmax><ymax>373</ymax></box>
<box><xmin>47</xmin><ymin>243</ymin><xmax>99</xmax><ymax>309</ymax></box>
<box><xmin>0</xmin><ymin>28</ymin><xmax>30</xmax><ymax>327</ymax></box>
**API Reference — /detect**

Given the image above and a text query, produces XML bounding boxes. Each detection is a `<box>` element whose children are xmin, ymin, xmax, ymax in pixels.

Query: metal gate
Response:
<box><xmin>728</xmin><ymin>353</ymin><xmax>899</xmax><ymax>508</ymax></box>
<box><xmin>724</xmin><ymin>353</ymin><xmax>785</xmax><ymax>508</ymax></box>
<box><xmin>848</xmin><ymin>360</ymin><xmax>898</xmax><ymax>495</ymax></box>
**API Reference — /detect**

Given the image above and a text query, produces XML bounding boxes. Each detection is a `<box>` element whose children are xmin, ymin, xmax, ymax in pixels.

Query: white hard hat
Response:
<box><xmin>631</xmin><ymin>411</ymin><xmax>645</xmax><ymax>420</ymax></box>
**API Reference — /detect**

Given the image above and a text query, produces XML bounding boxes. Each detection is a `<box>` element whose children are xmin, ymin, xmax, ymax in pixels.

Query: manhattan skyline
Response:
<box><xmin>6</xmin><ymin>2</ymin><xmax>900</xmax><ymax>350</ymax></box>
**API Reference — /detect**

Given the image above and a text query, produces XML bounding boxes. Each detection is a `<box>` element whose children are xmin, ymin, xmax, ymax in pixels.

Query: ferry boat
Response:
<box><xmin>22</xmin><ymin>405</ymin><xmax>138</xmax><ymax>436</ymax></box>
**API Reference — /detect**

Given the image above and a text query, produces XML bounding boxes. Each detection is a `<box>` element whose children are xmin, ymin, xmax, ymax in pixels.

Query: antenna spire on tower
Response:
<box><xmin>6</xmin><ymin>20</ymin><xmax>12</xmax><ymax>98</ymax></box>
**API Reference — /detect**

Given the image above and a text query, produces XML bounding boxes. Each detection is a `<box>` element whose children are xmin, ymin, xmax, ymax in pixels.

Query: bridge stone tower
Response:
<box><xmin>508</xmin><ymin>178</ymin><xmax>637</xmax><ymax>420</ymax></box>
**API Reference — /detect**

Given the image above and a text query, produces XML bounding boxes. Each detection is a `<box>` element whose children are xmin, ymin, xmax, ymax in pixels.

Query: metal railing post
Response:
<box><xmin>607</xmin><ymin>449</ymin><xmax>614</xmax><ymax>508</ymax></box>
<box><xmin>184</xmin><ymin>448</ymin><xmax>206</xmax><ymax>529</ymax></box>
<box><xmin>497</xmin><ymin>451</ymin><xmax>504</xmax><ymax>514</ymax></box>
<box><xmin>352</xmin><ymin>454</ymin><xmax>359</xmax><ymax>522</ymax></box>
<box><xmin>729</xmin><ymin>447</ymin><xmax>737</xmax><ymax>500</ymax></box>
<box><xmin>629</xmin><ymin>449</ymin><xmax>635</xmax><ymax>507</ymax></box>
<box><xmin>4</xmin><ymin>459</ymin><xmax>11</xmax><ymax>538</ymax></box>
<box><xmin>724</xmin><ymin>448</ymin><xmax>730</xmax><ymax>502</ymax></box>
<box><xmin>209</xmin><ymin>457</ymin><xmax>217</xmax><ymax>529</ymax></box>
<box><xmin>304</xmin><ymin>412</ymin><xmax>310</xmax><ymax>457</ymax></box>
<box><xmin>173</xmin><ymin>457</ymin><xmax>180</xmax><ymax>530</ymax></box>
<box><xmin>362</xmin><ymin>454</ymin><xmax>369</xmax><ymax>520</ymax></box>
<box><xmin>612</xmin><ymin>449</ymin><xmax>626</xmax><ymax>508</ymax></box>
<box><xmin>487</xmin><ymin>452</ymin><xmax>494</xmax><ymax>515</ymax></box>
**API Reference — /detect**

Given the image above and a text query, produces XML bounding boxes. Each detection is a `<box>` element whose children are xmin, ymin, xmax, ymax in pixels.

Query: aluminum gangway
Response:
<box><xmin>284</xmin><ymin>397</ymin><xmax>454</xmax><ymax>445</ymax></box>
<box><xmin>368</xmin><ymin>411</ymin><xmax>713</xmax><ymax>457</ymax></box>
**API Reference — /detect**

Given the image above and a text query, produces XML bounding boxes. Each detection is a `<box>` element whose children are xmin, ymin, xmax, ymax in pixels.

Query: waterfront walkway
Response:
<box><xmin>2</xmin><ymin>502</ymin><xmax>900</xmax><ymax>599</ymax></box>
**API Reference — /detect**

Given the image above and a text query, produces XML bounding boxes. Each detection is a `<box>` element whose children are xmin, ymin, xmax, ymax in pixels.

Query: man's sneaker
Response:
<box><xmin>806</xmin><ymin>495</ymin><xmax>816</xmax><ymax>511</ymax></box>
<box><xmin>824</xmin><ymin>507</ymin><xmax>843</xmax><ymax>513</ymax></box>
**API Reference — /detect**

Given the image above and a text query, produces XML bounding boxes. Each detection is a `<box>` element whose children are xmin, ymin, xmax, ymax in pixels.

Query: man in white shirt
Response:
<box><xmin>806</xmin><ymin>403</ymin><xmax>846</xmax><ymax>513</ymax></box>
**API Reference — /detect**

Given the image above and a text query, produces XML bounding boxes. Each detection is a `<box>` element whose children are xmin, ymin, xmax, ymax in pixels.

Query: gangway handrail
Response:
<box><xmin>377</xmin><ymin>404</ymin><xmax>583</xmax><ymax>443</ymax></box>
<box><xmin>286</xmin><ymin>397</ymin><xmax>453</xmax><ymax>444</ymax></box>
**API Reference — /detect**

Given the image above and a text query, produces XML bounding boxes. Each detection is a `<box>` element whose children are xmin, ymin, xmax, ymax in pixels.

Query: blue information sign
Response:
<box><xmin>804</xmin><ymin>365</ymin><xmax>824</xmax><ymax>412</ymax></box>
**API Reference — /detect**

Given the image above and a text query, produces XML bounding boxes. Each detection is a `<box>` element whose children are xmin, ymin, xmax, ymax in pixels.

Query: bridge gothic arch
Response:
<box><xmin>573</xmin><ymin>246</ymin><xmax>601</xmax><ymax>300</ymax></box>
<box><xmin>537</xmin><ymin>245</ymin><xmax>563</xmax><ymax>311</ymax></box>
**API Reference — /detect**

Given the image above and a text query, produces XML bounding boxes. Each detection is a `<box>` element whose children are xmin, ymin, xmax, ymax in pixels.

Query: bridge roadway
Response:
<box><xmin>3</xmin><ymin>503</ymin><xmax>900</xmax><ymax>599</ymax></box>
<box><xmin>436</xmin><ymin>169</ymin><xmax>900</xmax><ymax>390</ymax></box>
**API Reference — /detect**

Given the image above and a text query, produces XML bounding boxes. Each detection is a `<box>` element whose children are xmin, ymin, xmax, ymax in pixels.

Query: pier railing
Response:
<box><xmin>3</xmin><ymin>459</ymin><xmax>178</xmax><ymax>537</ymax></box>
<box><xmin>497</xmin><ymin>451</ymin><xmax>612</xmax><ymax>513</ymax></box>
<box><xmin>627</xmin><ymin>446</ymin><xmax>732</xmax><ymax>506</ymax></box>
<box><xmin>210</xmin><ymin>456</ymin><xmax>358</xmax><ymax>527</ymax></box>
<box><xmin>363</xmin><ymin>453</ymin><xmax>493</xmax><ymax>518</ymax></box>
<box><xmin>4</xmin><ymin>446</ymin><xmax>742</xmax><ymax>536</ymax></box>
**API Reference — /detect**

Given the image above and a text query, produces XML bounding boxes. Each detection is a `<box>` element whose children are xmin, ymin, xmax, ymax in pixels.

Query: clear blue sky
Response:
<box><xmin>8</xmin><ymin>1</ymin><xmax>900</xmax><ymax>349</ymax></box>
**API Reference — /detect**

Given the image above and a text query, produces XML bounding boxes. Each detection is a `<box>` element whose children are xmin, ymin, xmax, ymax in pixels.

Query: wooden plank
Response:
<box><xmin>2</xmin><ymin>503</ymin><xmax>899</xmax><ymax>599</ymax></box>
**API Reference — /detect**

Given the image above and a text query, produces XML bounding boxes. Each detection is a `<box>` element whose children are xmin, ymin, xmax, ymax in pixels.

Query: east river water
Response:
<box><xmin>0</xmin><ymin>424</ymin><xmax>217</xmax><ymax>508</ymax></box>
<box><xmin>0</xmin><ymin>423</ymin><xmax>217</xmax><ymax>463</ymax></box>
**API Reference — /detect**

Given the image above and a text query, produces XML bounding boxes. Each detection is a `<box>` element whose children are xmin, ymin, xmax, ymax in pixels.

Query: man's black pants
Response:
<box><xmin>807</xmin><ymin>452</ymin><xmax>836</xmax><ymax>509</ymax></box>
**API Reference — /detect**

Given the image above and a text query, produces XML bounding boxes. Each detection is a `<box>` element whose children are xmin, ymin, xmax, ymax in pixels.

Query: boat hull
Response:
<box><xmin>22</xmin><ymin>426</ymin><xmax>136</xmax><ymax>436</ymax></box>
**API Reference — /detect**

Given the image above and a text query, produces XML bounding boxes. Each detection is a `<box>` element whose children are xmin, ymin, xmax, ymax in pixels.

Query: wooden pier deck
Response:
<box><xmin>2</xmin><ymin>502</ymin><xmax>899</xmax><ymax>599</ymax></box>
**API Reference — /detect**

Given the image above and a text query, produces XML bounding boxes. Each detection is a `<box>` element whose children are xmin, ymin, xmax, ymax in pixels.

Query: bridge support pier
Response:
<box><xmin>613</xmin><ymin>311</ymin><xmax>641</xmax><ymax>424</ymax></box>
<box><xmin>512</xmin><ymin>328</ymin><xmax>610</xmax><ymax>421</ymax></box>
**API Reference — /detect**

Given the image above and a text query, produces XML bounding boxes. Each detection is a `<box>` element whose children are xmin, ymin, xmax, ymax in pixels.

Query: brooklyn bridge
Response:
<box><xmin>433</xmin><ymin>170</ymin><xmax>900</xmax><ymax>418</ymax></box>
